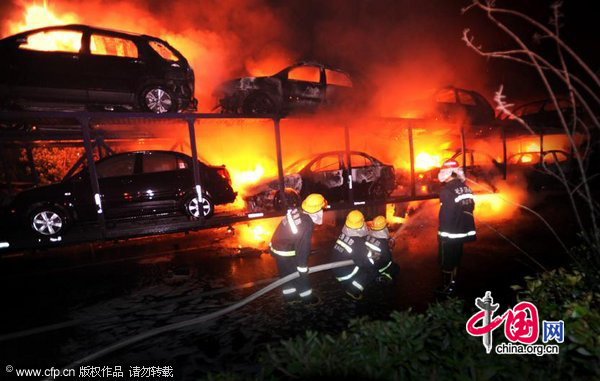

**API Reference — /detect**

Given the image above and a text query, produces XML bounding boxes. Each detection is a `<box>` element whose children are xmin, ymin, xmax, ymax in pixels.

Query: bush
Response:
<box><xmin>252</xmin><ymin>268</ymin><xmax>599</xmax><ymax>380</ymax></box>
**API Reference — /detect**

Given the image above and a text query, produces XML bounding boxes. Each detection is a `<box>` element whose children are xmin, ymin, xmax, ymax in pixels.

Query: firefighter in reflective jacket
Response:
<box><xmin>332</xmin><ymin>210</ymin><xmax>374</xmax><ymax>299</ymax></box>
<box><xmin>366</xmin><ymin>216</ymin><xmax>399</xmax><ymax>283</ymax></box>
<box><xmin>437</xmin><ymin>159</ymin><xmax>476</xmax><ymax>295</ymax></box>
<box><xmin>269</xmin><ymin>193</ymin><xmax>326</xmax><ymax>305</ymax></box>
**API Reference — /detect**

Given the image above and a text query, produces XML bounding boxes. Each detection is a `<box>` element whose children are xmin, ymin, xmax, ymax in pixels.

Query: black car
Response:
<box><xmin>503</xmin><ymin>98</ymin><xmax>582</xmax><ymax>134</ymax></box>
<box><xmin>0</xmin><ymin>25</ymin><xmax>197</xmax><ymax>113</ymax></box>
<box><xmin>8</xmin><ymin>151</ymin><xmax>236</xmax><ymax>237</ymax></box>
<box><xmin>245</xmin><ymin>151</ymin><xmax>395</xmax><ymax>211</ymax></box>
<box><xmin>215</xmin><ymin>61</ymin><xmax>355</xmax><ymax>115</ymax></box>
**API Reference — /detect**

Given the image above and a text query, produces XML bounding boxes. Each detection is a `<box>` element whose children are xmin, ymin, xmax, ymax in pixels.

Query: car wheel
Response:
<box><xmin>141</xmin><ymin>86</ymin><xmax>176</xmax><ymax>113</ymax></box>
<box><xmin>185</xmin><ymin>195</ymin><xmax>214</xmax><ymax>219</ymax></box>
<box><xmin>273</xmin><ymin>189</ymin><xmax>301</xmax><ymax>211</ymax></box>
<box><xmin>30</xmin><ymin>206</ymin><xmax>68</xmax><ymax>237</ymax></box>
<box><xmin>243</xmin><ymin>93</ymin><xmax>277</xmax><ymax>115</ymax></box>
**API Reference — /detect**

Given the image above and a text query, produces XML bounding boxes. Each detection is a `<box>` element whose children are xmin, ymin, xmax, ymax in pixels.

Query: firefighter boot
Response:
<box><xmin>437</xmin><ymin>269</ymin><xmax>457</xmax><ymax>297</ymax></box>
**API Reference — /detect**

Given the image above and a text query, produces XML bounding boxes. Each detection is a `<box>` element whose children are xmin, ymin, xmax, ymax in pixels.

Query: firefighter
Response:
<box><xmin>269</xmin><ymin>193</ymin><xmax>326</xmax><ymax>306</ymax></box>
<box><xmin>331</xmin><ymin>210</ymin><xmax>375</xmax><ymax>300</ymax></box>
<box><xmin>437</xmin><ymin>159</ymin><xmax>476</xmax><ymax>295</ymax></box>
<box><xmin>366</xmin><ymin>216</ymin><xmax>399</xmax><ymax>283</ymax></box>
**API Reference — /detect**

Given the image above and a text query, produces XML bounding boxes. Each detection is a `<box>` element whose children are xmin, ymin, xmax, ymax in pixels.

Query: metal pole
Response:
<box><xmin>25</xmin><ymin>146</ymin><xmax>39</xmax><ymax>185</ymax></box>
<box><xmin>461</xmin><ymin>126</ymin><xmax>467</xmax><ymax>176</ymax></box>
<box><xmin>80</xmin><ymin>117</ymin><xmax>106</xmax><ymax>236</ymax></box>
<box><xmin>344</xmin><ymin>122</ymin><xmax>354</xmax><ymax>205</ymax></box>
<box><xmin>273</xmin><ymin>118</ymin><xmax>287</xmax><ymax>210</ymax></box>
<box><xmin>539</xmin><ymin>128</ymin><xmax>544</xmax><ymax>156</ymax></box>
<box><xmin>502</xmin><ymin>124</ymin><xmax>507</xmax><ymax>180</ymax></box>
<box><xmin>187</xmin><ymin>118</ymin><xmax>204</xmax><ymax>211</ymax></box>
<box><xmin>408</xmin><ymin>125</ymin><xmax>416</xmax><ymax>198</ymax></box>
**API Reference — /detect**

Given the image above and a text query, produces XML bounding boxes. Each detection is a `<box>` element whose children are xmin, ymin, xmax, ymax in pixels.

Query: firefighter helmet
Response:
<box><xmin>301</xmin><ymin>193</ymin><xmax>327</xmax><ymax>214</ymax></box>
<box><xmin>370</xmin><ymin>215</ymin><xmax>387</xmax><ymax>231</ymax></box>
<box><xmin>438</xmin><ymin>159</ymin><xmax>464</xmax><ymax>182</ymax></box>
<box><xmin>345</xmin><ymin>210</ymin><xmax>365</xmax><ymax>229</ymax></box>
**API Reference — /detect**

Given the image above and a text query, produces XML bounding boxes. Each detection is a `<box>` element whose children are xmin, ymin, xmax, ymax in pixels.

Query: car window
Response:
<box><xmin>457</xmin><ymin>91</ymin><xmax>476</xmax><ymax>106</ymax></box>
<box><xmin>350</xmin><ymin>154</ymin><xmax>373</xmax><ymax>167</ymax></box>
<box><xmin>435</xmin><ymin>88</ymin><xmax>456</xmax><ymax>104</ymax></box>
<box><xmin>96</xmin><ymin>154</ymin><xmax>136</xmax><ymax>178</ymax></box>
<box><xmin>512</xmin><ymin>153</ymin><xmax>540</xmax><ymax>165</ymax></box>
<box><xmin>90</xmin><ymin>34</ymin><xmax>138</xmax><ymax>58</ymax></box>
<box><xmin>149</xmin><ymin>41</ymin><xmax>179</xmax><ymax>61</ymax></box>
<box><xmin>18</xmin><ymin>30</ymin><xmax>82</xmax><ymax>53</ymax></box>
<box><xmin>325</xmin><ymin>69</ymin><xmax>352</xmax><ymax>87</ymax></box>
<box><xmin>543</xmin><ymin>151</ymin><xmax>568</xmax><ymax>164</ymax></box>
<box><xmin>288</xmin><ymin>66</ymin><xmax>321</xmax><ymax>83</ymax></box>
<box><xmin>310</xmin><ymin>155</ymin><xmax>340</xmax><ymax>172</ymax></box>
<box><xmin>143</xmin><ymin>152</ymin><xmax>179</xmax><ymax>173</ymax></box>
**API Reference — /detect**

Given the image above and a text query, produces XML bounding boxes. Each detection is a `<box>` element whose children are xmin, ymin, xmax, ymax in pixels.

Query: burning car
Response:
<box><xmin>503</xmin><ymin>150</ymin><xmax>575</xmax><ymax>190</ymax></box>
<box><xmin>411</xmin><ymin>149</ymin><xmax>501</xmax><ymax>194</ymax></box>
<box><xmin>244</xmin><ymin>151</ymin><xmax>395</xmax><ymax>211</ymax></box>
<box><xmin>215</xmin><ymin>61</ymin><xmax>355</xmax><ymax>115</ymax></box>
<box><xmin>503</xmin><ymin>98</ymin><xmax>582</xmax><ymax>134</ymax></box>
<box><xmin>0</xmin><ymin>24</ymin><xmax>197</xmax><ymax>113</ymax></box>
<box><xmin>7</xmin><ymin>150</ymin><xmax>236</xmax><ymax>237</ymax></box>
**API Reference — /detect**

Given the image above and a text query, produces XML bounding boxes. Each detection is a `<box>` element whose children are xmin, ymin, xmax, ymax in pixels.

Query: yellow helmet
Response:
<box><xmin>370</xmin><ymin>216</ymin><xmax>387</xmax><ymax>231</ymax></box>
<box><xmin>345</xmin><ymin>210</ymin><xmax>365</xmax><ymax>229</ymax></box>
<box><xmin>301</xmin><ymin>193</ymin><xmax>327</xmax><ymax>214</ymax></box>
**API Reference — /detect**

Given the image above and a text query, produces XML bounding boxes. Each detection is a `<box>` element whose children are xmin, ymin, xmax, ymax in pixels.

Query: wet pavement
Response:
<box><xmin>0</xmin><ymin>193</ymin><xmax>578</xmax><ymax>379</ymax></box>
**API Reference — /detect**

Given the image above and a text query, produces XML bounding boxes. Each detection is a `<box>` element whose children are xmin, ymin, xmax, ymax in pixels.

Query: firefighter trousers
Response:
<box><xmin>272</xmin><ymin>253</ymin><xmax>312</xmax><ymax>301</ymax></box>
<box><xmin>333</xmin><ymin>264</ymin><xmax>374</xmax><ymax>295</ymax></box>
<box><xmin>438</xmin><ymin>237</ymin><xmax>463</xmax><ymax>271</ymax></box>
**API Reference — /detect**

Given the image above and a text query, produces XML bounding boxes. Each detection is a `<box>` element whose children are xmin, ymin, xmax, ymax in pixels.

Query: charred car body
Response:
<box><xmin>245</xmin><ymin>151</ymin><xmax>395</xmax><ymax>211</ymax></box>
<box><xmin>215</xmin><ymin>61</ymin><xmax>355</xmax><ymax>115</ymax></box>
<box><xmin>7</xmin><ymin>150</ymin><xmax>236</xmax><ymax>237</ymax></box>
<box><xmin>0</xmin><ymin>25</ymin><xmax>197</xmax><ymax>113</ymax></box>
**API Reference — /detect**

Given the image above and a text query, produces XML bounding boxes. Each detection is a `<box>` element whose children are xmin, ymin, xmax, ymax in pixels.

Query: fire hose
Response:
<box><xmin>45</xmin><ymin>259</ymin><xmax>354</xmax><ymax>380</ymax></box>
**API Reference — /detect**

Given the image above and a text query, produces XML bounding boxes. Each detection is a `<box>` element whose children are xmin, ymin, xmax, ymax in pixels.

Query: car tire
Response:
<box><xmin>185</xmin><ymin>194</ymin><xmax>214</xmax><ymax>219</ymax></box>
<box><xmin>29</xmin><ymin>205</ymin><xmax>69</xmax><ymax>238</ymax></box>
<box><xmin>273</xmin><ymin>189</ymin><xmax>301</xmax><ymax>211</ymax></box>
<box><xmin>243</xmin><ymin>92</ymin><xmax>278</xmax><ymax>115</ymax></box>
<box><xmin>141</xmin><ymin>85</ymin><xmax>177</xmax><ymax>113</ymax></box>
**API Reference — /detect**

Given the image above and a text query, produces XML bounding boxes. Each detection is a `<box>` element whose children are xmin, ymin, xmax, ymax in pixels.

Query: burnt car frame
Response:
<box><xmin>245</xmin><ymin>151</ymin><xmax>395</xmax><ymax>211</ymax></box>
<box><xmin>0</xmin><ymin>24</ymin><xmax>197</xmax><ymax>113</ymax></box>
<box><xmin>215</xmin><ymin>61</ymin><xmax>355</xmax><ymax>115</ymax></box>
<box><xmin>7</xmin><ymin>150</ymin><xmax>236</xmax><ymax>237</ymax></box>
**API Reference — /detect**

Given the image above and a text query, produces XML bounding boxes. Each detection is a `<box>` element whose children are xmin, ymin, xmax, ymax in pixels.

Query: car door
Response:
<box><xmin>283</xmin><ymin>65</ymin><xmax>325</xmax><ymax>111</ymax></box>
<box><xmin>8</xmin><ymin>28</ymin><xmax>87</xmax><ymax>103</ymax></box>
<box><xmin>302</xmin><ymin>153</ymin><xmax>344</xmax><ymax>201</ymax></box>
<box><xmin>347</xmin><ymin>153</ymin><xmax>379</xmax><ymax>199</ymax></box>
<box><xmin>324</xmin><ymin>69</ymin><xmax>353</xmax><ymax>107</ymax></box>
<box><xmin>137</xmin><ymin>152</ymin><xmax>191</xmax><ymax>215</ymax></box>
<box><xmin>94</xmin><ymin>153</ymin><xmax>141</xmax><ymax>218</ymax></box>
<box><xmin>84</xmin><ymin>33</ymin><xmax>143</xmax><ymax>105</ymax></box>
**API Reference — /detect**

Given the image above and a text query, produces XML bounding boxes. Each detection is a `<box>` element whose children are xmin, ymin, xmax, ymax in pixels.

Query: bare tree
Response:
<box><xmin>462</xmin><ymin>1</ymin><xmax>599</xmax><ymax>265</ymax></box>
